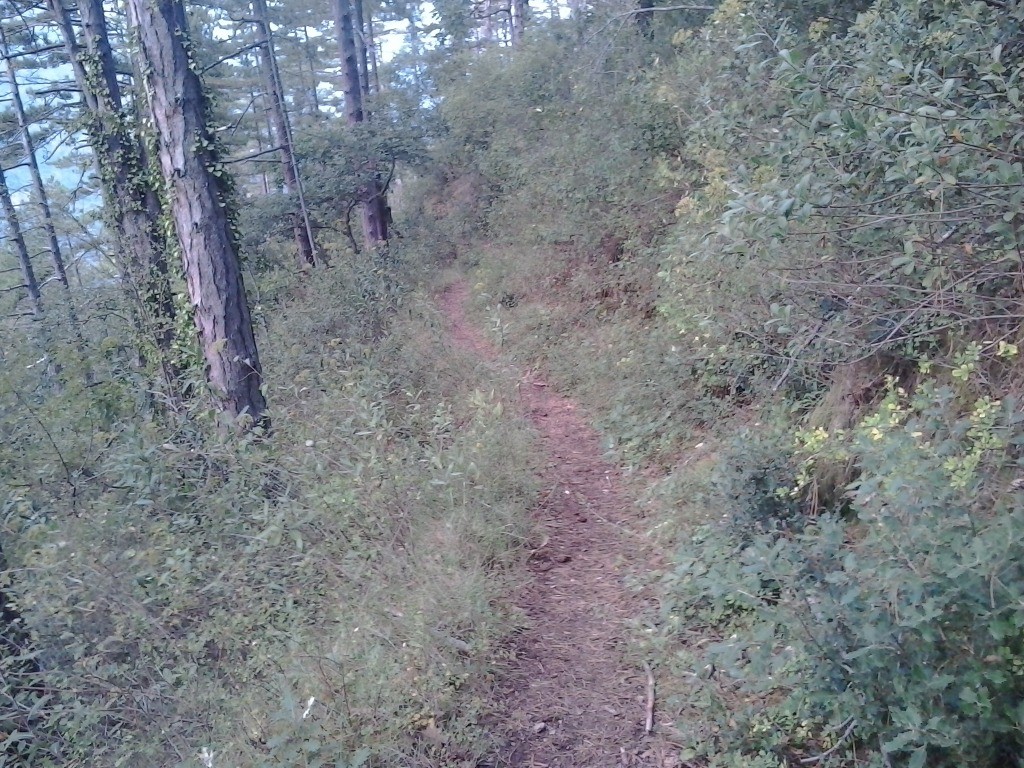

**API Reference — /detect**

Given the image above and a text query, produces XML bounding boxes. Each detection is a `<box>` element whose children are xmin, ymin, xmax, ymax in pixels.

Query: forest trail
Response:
<box><xmin>439</xmin><ymin>280</ymin><xmax>663</xmax><ymax>768</ymax></box>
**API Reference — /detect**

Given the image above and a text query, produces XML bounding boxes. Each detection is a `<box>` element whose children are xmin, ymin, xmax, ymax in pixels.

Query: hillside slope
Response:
<box><xmin>410</xmin><ymin>1</ymin><xmax>1024</xmax><ymax>765</ymax></box>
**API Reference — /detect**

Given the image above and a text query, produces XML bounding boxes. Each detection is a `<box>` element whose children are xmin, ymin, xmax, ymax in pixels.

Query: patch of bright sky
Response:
<box><xmin>0</xmin><ymin>62</ymin><xmax>82</xmax><ymax>204</ymax></box>
<box><xmin>7</xmin><ymin>0</ymin><xmax>573</xmax><ymax>199</ymax></box>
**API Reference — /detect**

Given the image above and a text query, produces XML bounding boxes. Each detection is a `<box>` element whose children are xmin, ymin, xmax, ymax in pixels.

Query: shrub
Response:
<box><xmin>656</xmin><ymin>379</ymin><xmax>1024</xmax><ymax>767</ymax></box>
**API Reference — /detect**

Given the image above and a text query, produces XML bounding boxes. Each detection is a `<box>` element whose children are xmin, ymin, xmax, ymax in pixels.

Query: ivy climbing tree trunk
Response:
<box><xmin>251</xmin><ymin>0</ymin><xmax>317</xmax><ymax>268</ymax></box>
<box><xmin>126</xmin><ymin>0</ymin><xmax>268</xmax><ymax>428</ymax></box>
<box><xmin>335</xmin><ymin>0</ymin><xmax>389</xmax><ymax>249</ymax></box>
<box><xmin>47</xmin><ymin>0</ymin><xmax>178</xmax><ymax>385</ymax></box>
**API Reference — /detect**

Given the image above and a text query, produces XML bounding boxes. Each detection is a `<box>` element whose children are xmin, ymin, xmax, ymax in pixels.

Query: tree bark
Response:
<box><xmin>335</xmin><ymin>0</ymin><xmax>389</xmax><ymax>249</ymax></box>
<box><xmin>251</xmin><ymin>0</ymin><xmax>316</xmax><ymax>268</ymax></box>
<box><xmin>47</xmin><ymin>0</ymin><xmax>178</xmax><ymax>379</ymax></box>
<box><xmin>126</xmin><ymin>0</ymin><xmax>268</xmax><ymax>428</ymax></box>
<box><xmin>251</xmin><ymin>86</ymin><xmax>273</xmax><ymax>195</ymax></box>
<box><xmin>354</xmin><ymin>0</ymin><xmax>372</xmax><ymax>101</ymax></box>
<box><xmin>511</xmin><ymin>0</ymin><xmax>528</xmax><ymax>45</ymax></box>
<box><xmin>336</xmin><ymin>0</ymin><xmax>365</xmax><ymax>124</ymax></box>
<box><xmin>0</xmin><ymin>168</ymin><xmax>42</xmax><ymax>317</ymax></box>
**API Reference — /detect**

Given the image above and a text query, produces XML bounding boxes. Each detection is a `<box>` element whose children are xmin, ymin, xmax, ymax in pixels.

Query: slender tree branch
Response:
<box><xmin>0</xmin><ymin>43</ymin><xmax>65</xmax><ymax>59</ymax></box>
<box><xmin>4</xmin><ymin>383</ymin><xmax>75</xmax><ymax>498</ymax></box>
<box><xmin>223</xmin><ymin>144</ymin><xmax>286</xmax><ymax>164</ymax></box>
<box><xmin>612</xmin><ymin>4</ymin><xmax>714</xmax><ymax>16</ymax></box>
<box><xmin>31</xmin><ymin>85</ymin><xmax>82</xmax><ymax>96</ymax></box>
<box><xmin>201</xmin><ymin>41</ymin><xmax>265</xmax><ymax>74</ymax></box>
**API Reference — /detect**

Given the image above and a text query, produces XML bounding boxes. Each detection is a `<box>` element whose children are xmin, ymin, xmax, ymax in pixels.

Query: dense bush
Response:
<box><xmin>655</xmin><ymin>383</ymin><xmax>1024</xmax><ymax>767</ymax></box>
<box><xmin>433</xmin><ymin>25</ymin><xmax>680</xmax><ymax>250</ymax></box>
<box><xmin>659</xmin><ymin>0</ymin><xmax>1024</xmax><ymax>397</ymax></box>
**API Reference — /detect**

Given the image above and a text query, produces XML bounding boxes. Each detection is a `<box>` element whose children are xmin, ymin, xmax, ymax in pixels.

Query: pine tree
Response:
<box><xmin>126</xmin><ymin>0</ymin><xmax>268</xmax><ymax>427</ymax></box>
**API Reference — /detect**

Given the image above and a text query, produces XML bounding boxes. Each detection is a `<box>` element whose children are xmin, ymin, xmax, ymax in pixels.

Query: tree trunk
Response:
<box><xmin>481</xmin><ymin>0</ymin><xmax>495</xmax><ymax>44</ymax></box>
<box><xmin>366</xmin><ymin>11</ymin><xmax>383</xmax><ymax>96</ymax></box>
<box><xmin>252</xmin><ymin>87</ymin><xmax>272</xmax><ymax>195</ymax></box>
<box><xmin>0</xmin><ymin>168</ymin><xmax>42</xmax><ymax>317</ymax></box>
<box><xmin>335</xmin><ymin>0</ymin><xmax>389</xmax><ymax>249</ymax></box>
<box><xmin>336</xmin><ymin>0</ymin><xmax>365</xmax><ymax>125</ymax></box>
<box><xmin>0</xmin><ymin>32</ymin><xmax>70</xmax><ymax>292</ymax></box>
<box><xmin>47</xmin><ymin>0</ymin><xmax>178</xmax><ymax>382</ymax></box>
<box><xmin>251</xmin><ymin>0</ymin><xmax>316</xmax><ymax>268</ymax></box>
<box><xmin>302</xmin><ymin>27</ymin><xmax>321</xmax><ymax>115</ymax></box>
<box><xmin>636</xmin><ymin>0</ymin><xmax>655</xmax><ymax>37</ymax></box>
<box><xmin>511</xmin><ymin>0</ymin><xmax>528</xmax><ymax>45</ymax></box>
<box><xmin>354</xmin><ymin>0</ymin><xmax>372</xmax><ymax>101</ymax></box>
<box><xmin>126</xmin><ymin>0</ymin><xmax>268</xmax><ymax>428</ymax></box>
<box><xmin>1</xmin><ymin>29</ymin><xmax>93</xmax><ymax>384</ymax></box>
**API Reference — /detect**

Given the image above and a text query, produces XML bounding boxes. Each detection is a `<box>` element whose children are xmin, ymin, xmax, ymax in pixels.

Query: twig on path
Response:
<box><xmin>643</xmin><ymin>661</ymin><xmax>655</xmax><ymax>734</ymax></box>
<box><xmin>427</xmin><ymin>627</ymin><xmax>472</xmax><ymax>654</ymax></box>
<box><xmin>799</xmin><ymin>718</ymin><xmax>857</xmax><ymax>764</ymax></box>
<box><xmin>527</xmin><ymin>533</ymin><xmax>551</xmax><ymax>560</ymax></box>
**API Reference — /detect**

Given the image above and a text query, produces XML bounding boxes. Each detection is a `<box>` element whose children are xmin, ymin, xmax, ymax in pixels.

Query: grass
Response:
<box><xmin>0</xmin><ymin>246</ymin><xmax>542</xmax><ymax>767</ymax></box>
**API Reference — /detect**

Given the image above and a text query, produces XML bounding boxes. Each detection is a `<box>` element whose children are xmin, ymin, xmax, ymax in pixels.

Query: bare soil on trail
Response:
<box><xmin>439</xmin><ymin>281</ymin><xmax>666</xmax><ymax>768</ymax></box>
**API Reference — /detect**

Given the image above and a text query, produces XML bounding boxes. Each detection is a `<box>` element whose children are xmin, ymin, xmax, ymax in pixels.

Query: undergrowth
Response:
<box><xmin>0</xmin><ymin>242</ymin><xmax>537</xmax><ymax>767</ymax></box>
<box><xmin>421</xmin><ymin>2</ymin><xmax>1024</xmax><ymax>766</ymax></box>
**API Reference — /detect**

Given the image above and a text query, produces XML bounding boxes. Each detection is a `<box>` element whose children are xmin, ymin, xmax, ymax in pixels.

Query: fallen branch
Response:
<box><xmin>643</xmin><ymin>662</ymin><xmax>655</xmax><ymax>734</ymax></box>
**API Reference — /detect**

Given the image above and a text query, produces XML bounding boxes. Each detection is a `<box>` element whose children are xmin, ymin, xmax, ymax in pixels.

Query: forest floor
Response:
<box><xmin>439</xmin><ymin>280</ymin><xmax>669</xmax><ymax>768</ymax></box>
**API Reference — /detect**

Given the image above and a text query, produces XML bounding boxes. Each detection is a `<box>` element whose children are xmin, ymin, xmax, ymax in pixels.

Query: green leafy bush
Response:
<box><xmin>654</xmin><ymin>380</ymin><xmax>1024</xmax><ymax>767</ymax></box>
<box><xmin>658</xmin><ymin>0</ymin><xmax>1024</xmax><ymax>399</ymax></box>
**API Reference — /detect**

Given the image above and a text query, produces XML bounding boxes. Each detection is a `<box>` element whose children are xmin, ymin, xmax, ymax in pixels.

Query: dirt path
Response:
<box><xmin>439</xmin><ymin>281</ymin><xmax>661</xmax><ymax>768</ymax></box>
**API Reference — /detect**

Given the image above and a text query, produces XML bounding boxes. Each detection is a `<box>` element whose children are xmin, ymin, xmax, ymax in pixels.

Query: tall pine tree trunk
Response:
<box><xmin>47</xmin><ymin>0</ymin><xmax>178</xmax><ymax>385</ymax></box>
<box><xmin>511</xmin><ymin>0</ymin><xmax>528</xmax><ymax>45</ymax></box>
<box><xmin>354</xmin><ymin>0</ymin><xmax>371</xmax><ymax>99</ymax></box>
<box><xmin>252</xmin><ymin>0</ymin><xmax>316</xmax><ymax>268</ymax></box>
<box><xmin>252</xmin><ymin>87</ymin><xmax>273</xmax><ymax>195</ymax></box>
<box><xmin>335</xmin><ymin>0</ymin><xmax>389</xmax><ymax>249</ymax></box>
<box><xmin>302</xmin><ymin>28</ymin><xmax>321</xmax><ymax>115</ymax></box>
<box><xmin>126</xmin><ymin>0</ymin><xmax>268</xmax><ymax>428</ymax></box>
<box><xmin>366</xmin><ymin>11</ymin><xmax>383</xmax><ymax>100</ymax></box>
